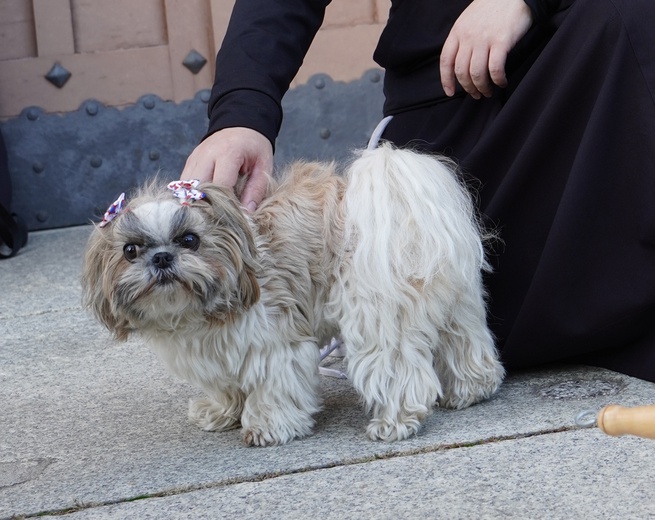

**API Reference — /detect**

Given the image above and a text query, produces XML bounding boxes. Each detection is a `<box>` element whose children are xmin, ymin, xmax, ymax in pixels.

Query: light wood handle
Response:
<box><xmin>597</xmin><ymin>404</ymin><xmax>655</xmax><ymax>439</ymax></box>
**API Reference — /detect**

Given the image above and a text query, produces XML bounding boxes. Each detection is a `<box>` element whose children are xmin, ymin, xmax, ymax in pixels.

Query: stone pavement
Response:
<box><xmin>2</xmin><ymin>226</ymin><xmax>655</xmax><ymax>519</ymax></box>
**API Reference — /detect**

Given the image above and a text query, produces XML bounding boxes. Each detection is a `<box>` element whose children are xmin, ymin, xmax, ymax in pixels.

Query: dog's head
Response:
<box><xmin>82</xmin><ymin>180</ymin><xmax>260</xmax><ymax>340</ymax></box>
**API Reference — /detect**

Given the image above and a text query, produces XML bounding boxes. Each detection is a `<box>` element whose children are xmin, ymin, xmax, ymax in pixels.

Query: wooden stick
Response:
<box><xmin>597</xmin><ymin>404</ymin><xmax>655</xmax><ymax>439</ymax></box>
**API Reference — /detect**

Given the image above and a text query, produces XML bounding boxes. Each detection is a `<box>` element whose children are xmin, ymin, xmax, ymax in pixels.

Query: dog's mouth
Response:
<box><xmin>152</xmin><ymin>270</ymin><xmax>181</xmax><ymax>286</ymax></box>
<box><xmin>149</xmin><ymin>270</ymin><xmax>204</xmax><ymax>298</ymax></box>
<box><xmin>129</xmin><ymin>264</ymin><xmax>210</xmax><ymax>305</ymax></box>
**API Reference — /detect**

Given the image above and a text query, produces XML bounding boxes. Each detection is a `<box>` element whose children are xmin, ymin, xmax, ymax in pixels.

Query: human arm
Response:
<box><xmin>181</xmin><ymin>0</ymin><xmax>331</xmax><ymax>211</ymax></box>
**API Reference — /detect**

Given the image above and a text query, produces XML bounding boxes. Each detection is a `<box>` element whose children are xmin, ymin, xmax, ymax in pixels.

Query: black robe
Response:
<box><xmin>207</xmin><ymin>0</ymin><xmax>655</xmax><ymax>381</ymax></box>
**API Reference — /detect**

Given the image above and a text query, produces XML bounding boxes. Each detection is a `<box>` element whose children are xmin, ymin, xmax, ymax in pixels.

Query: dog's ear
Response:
<box><xmin>199</xmin><ymin>183</ymin><xmax>261</xmax><ymax>311</ymax></box>
<box><xmin>81</xmin><ymin>227</ymin><xmax>132</xmax><ymax>340</ymax></box>
<box><xmin>237</xmin><ymin>258</ymin><xmax>260</xmax><ymax>310</ymax></box>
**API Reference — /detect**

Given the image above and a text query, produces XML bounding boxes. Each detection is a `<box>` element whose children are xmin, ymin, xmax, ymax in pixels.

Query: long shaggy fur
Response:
<box><xmin>82</xmin><ymin>143</ymin><xmax>504</xmax><ymax>446</ymax></box>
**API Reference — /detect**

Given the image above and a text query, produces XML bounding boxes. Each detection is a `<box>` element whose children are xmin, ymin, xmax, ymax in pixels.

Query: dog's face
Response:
<box><xmin>82</xmin><ymin>183</ymin><xmax>260</xmax><ymax>340</ymax></box>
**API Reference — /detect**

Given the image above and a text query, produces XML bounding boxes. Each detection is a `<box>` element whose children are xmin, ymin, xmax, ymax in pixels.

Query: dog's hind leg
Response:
<box><xmin>434</xmin><ymin>291</ymin><xmax>504</xmax><ymax>410</ymax></box>
<box><xmin>339</xmin><ymin>296</ymin><xmax>442</xmax><ymax>441</ymax></box>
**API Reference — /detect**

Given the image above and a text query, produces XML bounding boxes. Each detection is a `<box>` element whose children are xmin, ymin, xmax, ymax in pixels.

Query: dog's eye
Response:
<box><xmin>123</xmin><ymin>244</ymin><xmax>140</xmax><ymax>261</ymax></box>
<box><xmin>176</xmin><ymin>233</ymin><xmax>200</xmax><ymax>251</ymax></box>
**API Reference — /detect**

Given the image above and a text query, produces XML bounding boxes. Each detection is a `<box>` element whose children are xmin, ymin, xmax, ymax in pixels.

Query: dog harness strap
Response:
<box><xmin>367</xmin><ymin>116</ymin><xmax>394</xmax><ymax>150</ymax></box>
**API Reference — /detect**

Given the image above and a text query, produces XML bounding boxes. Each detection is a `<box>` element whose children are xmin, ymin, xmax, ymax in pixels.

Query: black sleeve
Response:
<box><xmin>205</xmin><ymin>0</ymin><xmax>331</xmax><ymax>148</ymax></box>
<box><xmin>523</xmin><ymin>0</ymin><xmax>569</xmax><ymax>22</ymax></box>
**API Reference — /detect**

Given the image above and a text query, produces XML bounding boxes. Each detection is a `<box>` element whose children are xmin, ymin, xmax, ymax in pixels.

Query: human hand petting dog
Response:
<box><xmin>440</xmin><ymin>0</ymin><xmax>533</xmax><ymax>99</ymax></box>
<box><xmin>181</xmin><ymin>127</ymin><xmax>272</xmax><ymax>212</ymax></box>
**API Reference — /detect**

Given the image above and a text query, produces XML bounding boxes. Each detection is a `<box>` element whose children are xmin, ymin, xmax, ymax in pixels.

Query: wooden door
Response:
<box><xmin>0</xmin><ymin>0</ymin><xmax>232</xmax><ymax>118</ymax></box>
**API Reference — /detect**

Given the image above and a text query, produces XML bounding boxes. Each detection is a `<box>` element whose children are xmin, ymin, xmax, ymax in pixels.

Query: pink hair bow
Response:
<box><xmin>99</xmin><ymin>192</ymin><xmax>126</xmax><ymax>228</ymax></box>
<box><xmin>167</xmin><ymin>180</ymin><xmax>206</xmax><ymax>204</ymax></box>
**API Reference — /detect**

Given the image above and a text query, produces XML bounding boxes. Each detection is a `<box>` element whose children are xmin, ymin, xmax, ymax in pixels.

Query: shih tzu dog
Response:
<box><xmin>82</xmin><ymin>143</ymin><xmax>504</xmax><ymax>446</ymax></box>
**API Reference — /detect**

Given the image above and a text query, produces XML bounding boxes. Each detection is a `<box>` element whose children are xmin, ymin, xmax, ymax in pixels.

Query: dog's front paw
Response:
<box><xmin>188</xmin><ymin>397</ymin><xmax>241</xmax><ymax>432</ymax></box>
<box><xmin>366</xmin><ymin>415</ymin><xmax>422</xmax><ymax>442</ymax></box>
<box><xmin>242</xmin><ymin>427</ymin><xmax>293</xmax><ymax>447</ymax></box>
<box><xmin>241</xmin><ymin>411</ymin><xmax>315</xmax><ymax>447</ymax></box>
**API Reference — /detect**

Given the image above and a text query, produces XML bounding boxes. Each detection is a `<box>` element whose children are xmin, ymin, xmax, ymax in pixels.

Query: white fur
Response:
<box><xmin>337</xmin><ymin>147</ymin><xmax>502</xmax><ymax>440</ymax></box>
<box><xmin>82</xmin><ymin>143</ymin><xmax>504</xmax><ymax>446</ymax></box>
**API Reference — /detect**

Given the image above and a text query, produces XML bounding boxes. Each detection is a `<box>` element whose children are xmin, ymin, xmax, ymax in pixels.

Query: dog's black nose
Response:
<box><xmin>152</xmin><ymin>251</ymin><xmax>174</xmax><ymax>269</ymax></box>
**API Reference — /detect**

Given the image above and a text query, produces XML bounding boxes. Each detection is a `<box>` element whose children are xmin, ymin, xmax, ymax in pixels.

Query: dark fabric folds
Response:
<box><xmin>382</xmin><ymin>0</ymin><xmax>655</xmax><ymax>381</ymax></box>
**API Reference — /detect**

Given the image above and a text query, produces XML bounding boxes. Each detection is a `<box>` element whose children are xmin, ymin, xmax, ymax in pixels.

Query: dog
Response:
<box><xmin>82</xmin><ymin>143</ymin><xmax>504</xmax><ymax>446</ymax></box>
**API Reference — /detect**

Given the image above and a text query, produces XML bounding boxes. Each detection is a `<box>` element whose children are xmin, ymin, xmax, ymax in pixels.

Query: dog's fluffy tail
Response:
<box><xmin>338</xmin><ymin>143</ymin><xmax>502</xmax><ymax>430</ymax></box>
<box><xmin>342</xmin><ymin>142</ymin><xmax>486</xmax><ymax>295</ymax></box>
